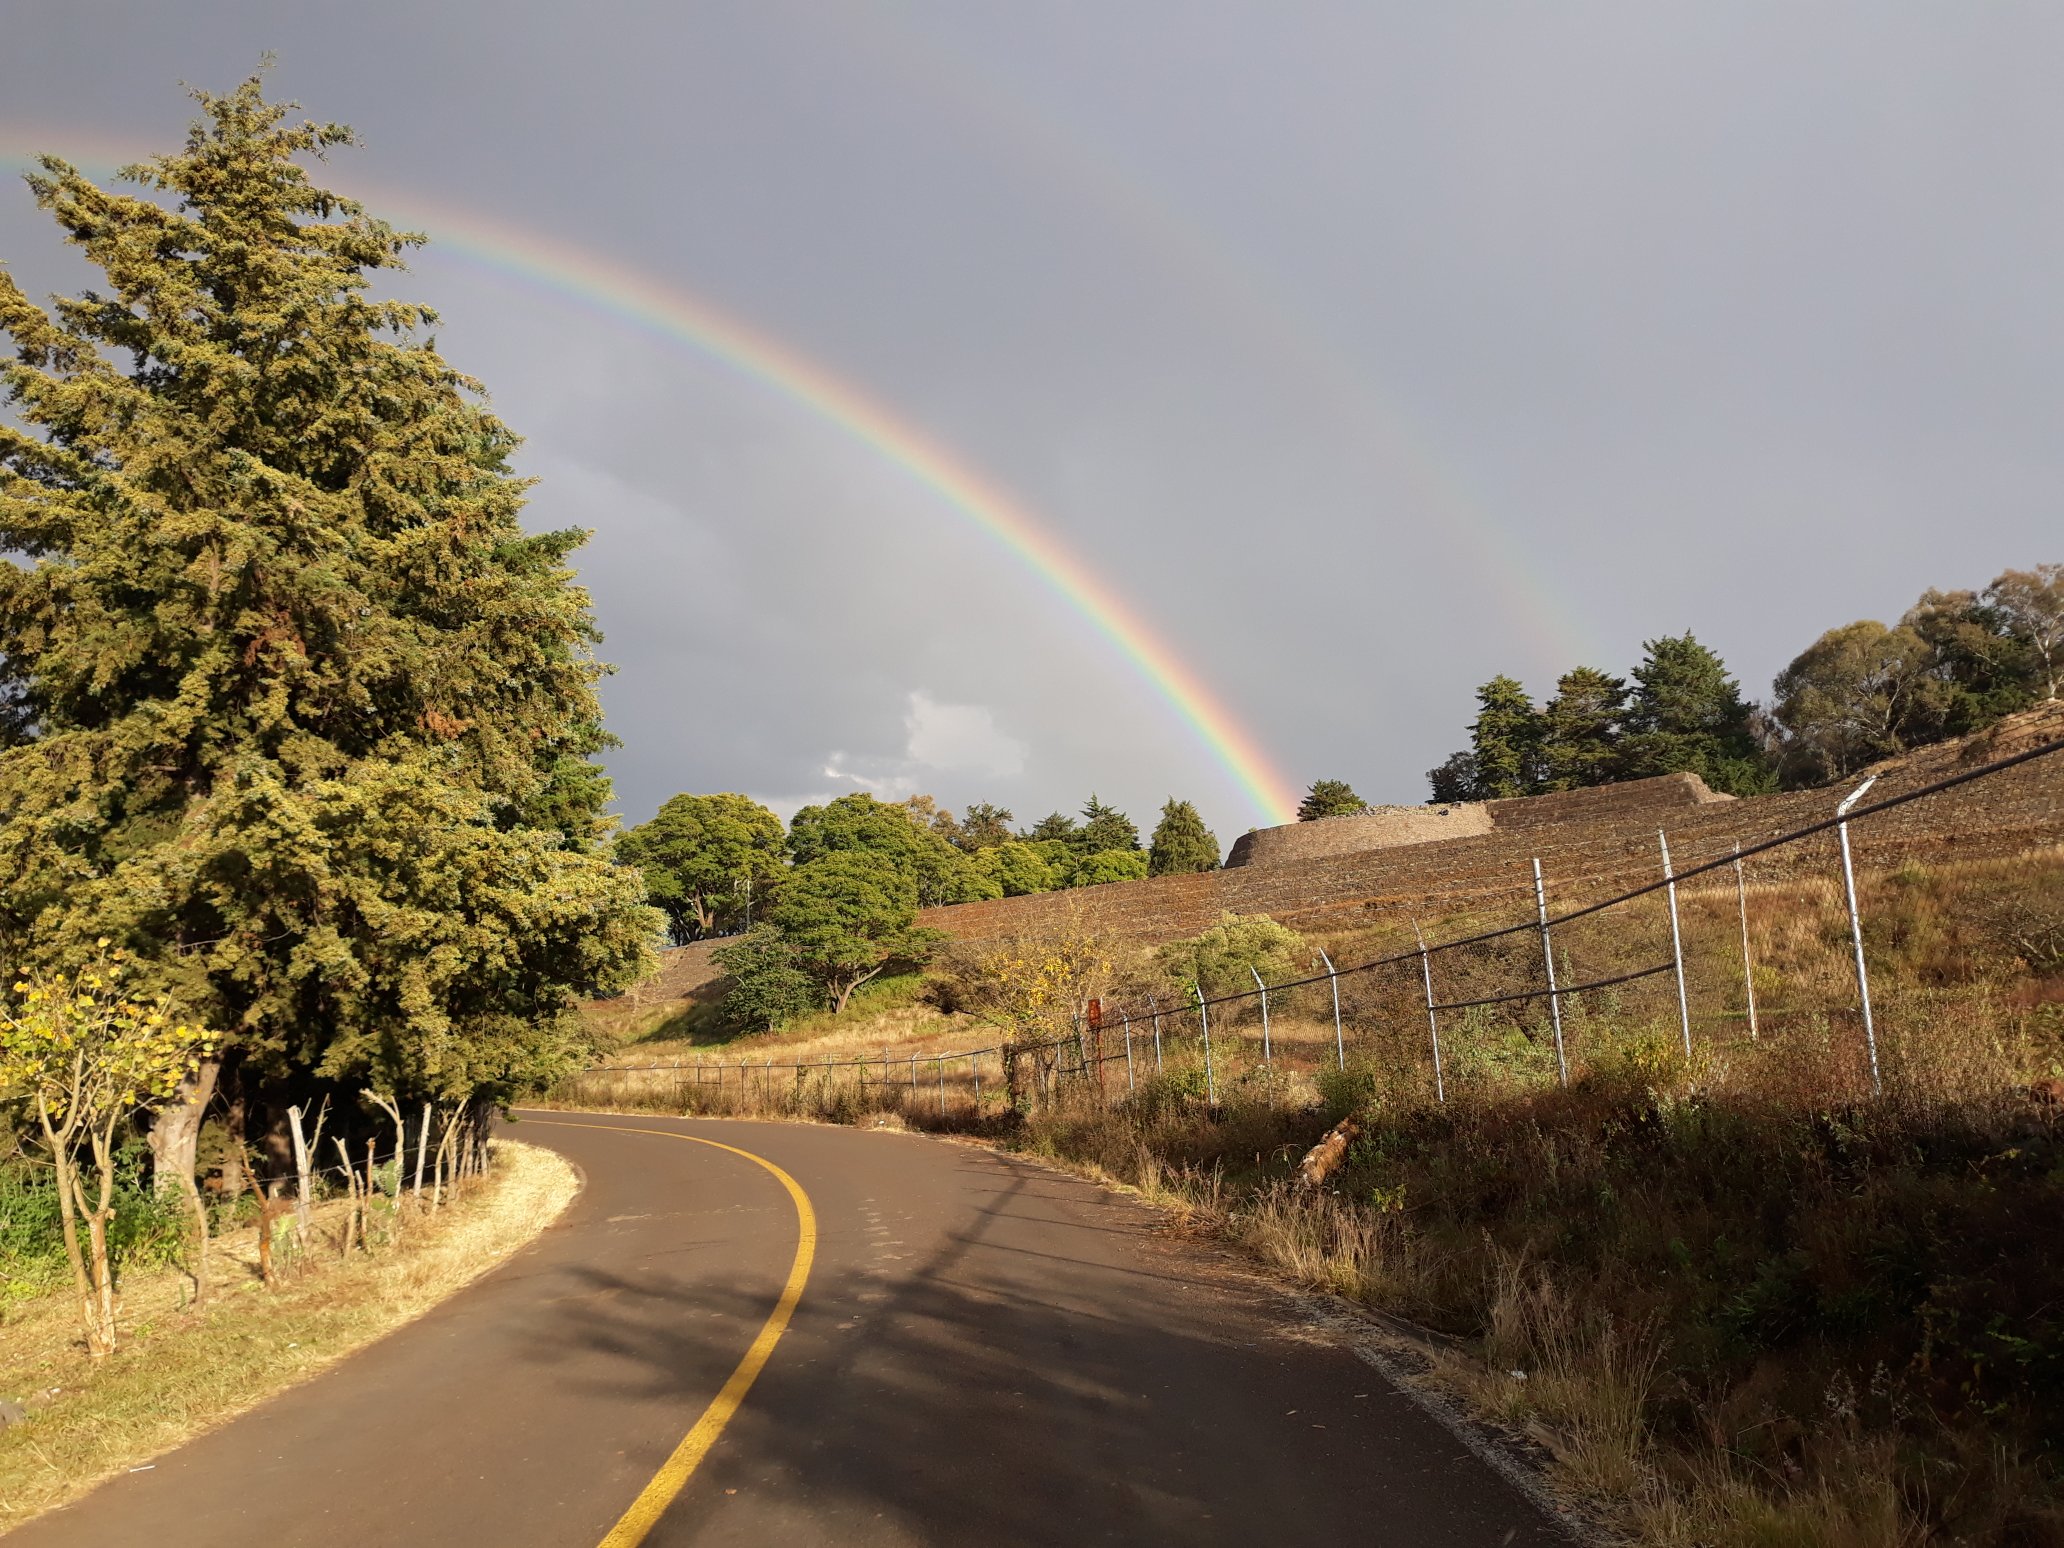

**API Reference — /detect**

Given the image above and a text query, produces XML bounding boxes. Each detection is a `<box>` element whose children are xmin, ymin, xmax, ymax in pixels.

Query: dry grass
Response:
<box><xmin>549</xmin><ymin>844</ymin><xmax>2064</xmax><ymax>1545</ymax></box>
<box><xmin>0</xmin><ymin>1139</ymin><xmax>578</xmax><ymax>1530</ymax></box>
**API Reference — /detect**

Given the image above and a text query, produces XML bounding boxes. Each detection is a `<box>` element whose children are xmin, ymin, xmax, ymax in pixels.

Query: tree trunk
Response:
<box><xmin>413</xmin><ymin>1101</ymin><xmax>431</xmax><ymax>1199</ymax></box>
<box><xmin>287</xmin><ymin>1104</ymin><xmax>316</xmax><ymax>1248</ymax></box>
<box><xmin>216</xmin><ymin>1072</ymin><xmax>250</xmax><ymax>1199</ymax></box>
<box><xmin>147</xmin><ymin>1056</ymin><xmax>220</xmax><ymax>1197</ymax></box>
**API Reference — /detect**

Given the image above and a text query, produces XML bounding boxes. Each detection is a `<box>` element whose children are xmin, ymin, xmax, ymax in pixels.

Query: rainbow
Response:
<box><xmin>0</xmin><ymin>131</ymin><xmax>1303</xmax><ymax>824</ymax></box>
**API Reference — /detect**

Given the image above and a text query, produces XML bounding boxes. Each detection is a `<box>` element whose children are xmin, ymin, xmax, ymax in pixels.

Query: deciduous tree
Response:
<box><xmin>618</xmin><ymin>793</ymin><xmax>785</xmax><ymax>941</ymax></box>
<box><xmin>710</xmin><ymin>926</ymin><xmax>818</xmax><ymax>1033</ymax></box>
<box><xmin>1985</xmin><ymin>564</ymin><xmax>2063</xmax><ymax>701</ymax></box>
<box><xmin>0</xmin><ymin>949</ymin><xmax>213</xmax><ymax>1355</ymax></box>
<box><xmin>767</xmin><ymin>852</ymin><xmax>941</xmax><ymax>1013</ymax></box>
<box><xmin>1771</xmin><ymin>620</ymin><xmax>1946</xmax><ymax>785</ymax></box>
<box><xmin>971</xmin><ymin>841</ymin><xmax>1060</xmax><ymax>897</ymax></box>
<box><xmin>1155</xmin><ymin>913</ymin><xmax>1305</xmax><ymax>1000</ymax></box>
<box><xmin>1064</xmin><ymin>850</ymin><xmax>1150</xmax><ymax>888</ymax></box>
<box><xmin>788</xmin><ymin>793</ymin><xmax>989</xmax><ymax>906</ymax></box>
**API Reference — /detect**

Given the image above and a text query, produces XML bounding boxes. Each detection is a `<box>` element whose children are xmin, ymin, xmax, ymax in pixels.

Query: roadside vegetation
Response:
<box><xmin>0</xmin><ymin>1139</ymin><xmax>576</xmax><ymax>1529</ymax></box>
<box><xmin>557</xmin><ymin>830</ymin><xmax>2064</xmax><ymax>1547</ymax></box>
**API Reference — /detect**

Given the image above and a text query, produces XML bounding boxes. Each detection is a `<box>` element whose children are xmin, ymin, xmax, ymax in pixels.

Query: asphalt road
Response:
<box><xmin>13</xmin><ymin>1113</ymin><xmax>1569</xmax><ymax>1546</ymax></box>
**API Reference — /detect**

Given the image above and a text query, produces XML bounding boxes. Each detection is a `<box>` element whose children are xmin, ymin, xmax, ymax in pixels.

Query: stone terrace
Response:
<box><xmin>918</xmin><ymin>704</ymin><xmax>2064</xmax><ymax>946</ymax></box>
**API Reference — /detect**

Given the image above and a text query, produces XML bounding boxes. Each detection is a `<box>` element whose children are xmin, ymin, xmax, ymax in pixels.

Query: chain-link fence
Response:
<box><xmin>553</xmin><ymin>732</ymin><xmax>2064</xmax><ymax>1121</ymax></box>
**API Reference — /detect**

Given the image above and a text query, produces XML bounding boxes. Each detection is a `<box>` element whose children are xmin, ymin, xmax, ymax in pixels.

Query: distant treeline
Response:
<box><xmin>1423</xmin><ymin>564</ymin><xmax>2059</xmax><ymax>803</ymax></box>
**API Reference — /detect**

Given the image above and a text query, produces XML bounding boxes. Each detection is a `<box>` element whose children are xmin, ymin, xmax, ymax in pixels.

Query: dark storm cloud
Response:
<box><xmin>5</xmin><ymin>2</ymin><xmax>2060</xmax><ymax>841</ymax></box>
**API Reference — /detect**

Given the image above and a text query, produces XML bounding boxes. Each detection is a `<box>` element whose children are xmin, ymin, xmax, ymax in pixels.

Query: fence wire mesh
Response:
<box><xmin>557</xmin><ymin>733</ymin><xmax>2064</xmax><ymax>1119</ymax></box>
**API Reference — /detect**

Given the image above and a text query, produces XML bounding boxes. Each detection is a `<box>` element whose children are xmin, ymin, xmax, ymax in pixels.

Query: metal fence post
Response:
<box><xmin>909</xmin><ymin>1052</ymin><xmax>919</xmax><ymax>1096</ymax></box>
<box><xmin>1533</xmin><ymin>858</ymin><xmax>1568</xmax><ymax>1086</ymax></box>
<box><xmin>937</xmin><ymin>1058</ymin><xmax>946</xmax><ymax>1117</ymax></box>
<box><xmin>1149</xmin><ymin>993</ymin><xmax>1163</xmax><ymax>1073</ymax></box>
<box><xmin>1252</xmin><ymin>966</ymin><xmax>1272</xmax><ymax>1065</ymax></box>
<box><xmin>1659</xmin><ymin>830</ymin><xmax>1693</xmax><ymax>1060</ymax></box>
<box><xmin>1122</xmin><ymin>1013</ymin><xmax>1135</xmax><ymax>1091</ymax></box>
<box><xmin>1414</xmin><ymin>922</ymin><xmax>1444</xmax><ymax>1104</ymax></box>
<box><xmin>1836</xmin><ymin>776</ymin><xmax>1883</xmax><ymax>1096</ymax></box>
<box><xmin>1733</xmin><ymin>840</ymin><xmax>1759</xmax><ymax>1040</ymax></box>
<box><xmin>1317</xmin><ymin>947</ymin><xmax>1344</xmax><ymax>1071</ymax></box>
<box><xmin>973</xmin><ymin>1053</ymin><xmax>982</xmax><ymax>1113</ymax></box>
<box><xmin>1195</xmin><ymin>983</ymin><xmax>1215</xmax><ymax>1104</ymax></box>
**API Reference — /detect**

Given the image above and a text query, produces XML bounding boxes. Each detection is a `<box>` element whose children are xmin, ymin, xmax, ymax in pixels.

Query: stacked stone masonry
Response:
<box><xmin>919</xmin><ymin>705</ymin><xmax>2064</xmax><ymax>947</ymax></box>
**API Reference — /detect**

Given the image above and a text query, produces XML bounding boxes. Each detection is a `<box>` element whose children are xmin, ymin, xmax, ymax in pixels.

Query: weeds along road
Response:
<box><xmin>14</xmin><ymin>1113</ymin><xmax>1567</xmax><ymax>1547</ymax></box>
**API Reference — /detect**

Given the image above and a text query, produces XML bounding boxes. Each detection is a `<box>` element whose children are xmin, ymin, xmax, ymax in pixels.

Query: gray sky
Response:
<box><xmin>4</xmin><ymin>3</ymin><xmax>2060</xmax><ymax>841</ymax></box>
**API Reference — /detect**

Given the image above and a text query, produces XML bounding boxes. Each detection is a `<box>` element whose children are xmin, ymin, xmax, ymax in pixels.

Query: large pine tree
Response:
<box><xmin>1619</xmin><ymin>634</ymin><xmax>1773</xmax><ymax>795</ymax></box>
<box><xmin>1468</xmin><ymin>676</ymin><xmax>1542</xmax><ymax>798</ymax></box>
<box><xmin>0</xmin><ymin>80</ymin><xmax>656</xmax><ymax>1173</ymax></box>
<box><xmin>1147</xmin><ymin>799</ymin><xmax>1221</xmax><ymax>875</ymax></box>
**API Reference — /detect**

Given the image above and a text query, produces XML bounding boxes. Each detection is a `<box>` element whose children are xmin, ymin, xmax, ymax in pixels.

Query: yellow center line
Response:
<box><xmin>520</xmin><ymin>1117</ymin><xmax>818</xmax><ymax>1548</ymax></box>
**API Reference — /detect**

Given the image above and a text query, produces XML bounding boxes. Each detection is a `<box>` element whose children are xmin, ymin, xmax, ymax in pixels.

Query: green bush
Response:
<box><xmin>0</xmin><ymin>1148</ymin><xmax>189</xmax><ymax>1303</ymax></box>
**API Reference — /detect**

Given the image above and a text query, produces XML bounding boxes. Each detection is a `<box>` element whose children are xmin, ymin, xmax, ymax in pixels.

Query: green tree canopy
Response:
<box><xmin>1537</xmin><ymin>667</ymin><xmax>1629</xmax><ymax>791</ymax></box>
<box><xmin>1469</xmin><ymin>676</ymin><xmax>1543</xmax><ymax>799</ymax></box>
<box><xmin>1770</xmin><ymin>620</ymin><xmax>1946</xmax><ymax>786</ymax></box>
<box><xmin>1076</xmin><ymin>795</ymin><xmax>1141</xmax><ymax>855</ymax></box>
<box><xmin>956</xmin><ymin>803</ymin><xmax>1016</xmax><ymax>851</ymax></box>
<box><xmin>1064</xmin><ymin>849</ymin><xmax>1150</xmax><ymax>888</ymax></box>
<box><xmin>767</xmin><ymin>852</ymin><xmax>939</xmax><ymax>1013</ymax></box>
<box><xmin>1147</xmin><ymin>799</ymin><xmax>1221</xmax><ymax>874</ymax></box>
<box><xmin>1295</xmin><ymin>780</ymin><xmax>1368</xmax><ymax>821</ymax></box>
<box><xmin>1620</xmin><ymin>634</ymin><xmax>1772</xmax><ymax>795</ymax></box>
<box><xmin>1425</xmin><ymin>750</ymin><xmax>1480</xmax><ymax>805</ymax></box>
<box><xmin>617</xmin><ymin>793</ymin><xmax>785</xmax><ymax>942</ymax></box>
<box><xmin>787</xmin><ymin>792</ymin><xmax>989</xmax><ymax>906</ymax></box>
<box><xmin>1984</xmin><ymin>564</ymin><xmax>2063</xmax><ymax>702</ymax></box>
<box><xmin>1155</xmin><ymin>913</ymin><xmax>1306</xmax><ymax>1000</ymax></box>
<box><xmin>971</xmin><ymin>841</ymin><xmax>1060</xmax><ymax>897</ymax></box>
<box><xmin>0</xmin><ymin>79</ymin><xmax>655</xmax><ymax>1117</ymax></box>
<box><xmin>710</xmin><ymin>926</ymin><xmax>817</xmax><ymax>1034</ymax></box>
<box><xmin>1024</xmin><ymin>812</ymin><xmax>1079</xmax><ymax>846</ymax></box>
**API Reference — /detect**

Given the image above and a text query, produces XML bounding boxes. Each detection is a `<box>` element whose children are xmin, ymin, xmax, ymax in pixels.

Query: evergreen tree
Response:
<box><xmin>1024</xmin><ymin>812</ymin><xmax>1079</xmax><ymax>846</ymax></box>
<box><xmin>0</xmin><ymin>81</ymin><xmax>656</xmax><ymax>1167</ymax></box>
<box><xmin>1468</xmin><ymin>676</ymin><xmax>1543</xmax><ymax>798</ymax></box>
<box><xmin>1147</xmin><ymin>799</ymin><xmax>1221</xmax><ymax>875</ymax></box>
<box><xmin>1295</xmin><ymin>780</ymin><xmax>1368</xmax><ymax>820</ymax></box>
<box><xmin>956</xmin><ymin>803</ymin><xmax>1015</xmax><ymax>851</ymax></box>
<box><xmin>1620</xmin><ymin>634</ymin><xmax>1773</xmax><ymax>795</ymax></box>
<box><xmin>1536</xmin><ymin>667</ymin><xmax>1629</xmax><ymax>790</ymax></box>
<box><xmin>1077</xmin><ymin>795</ymin><xmax>1140</xmax><ymax>854</ymax></box>
<box><xmin>1425</xmin><ymin>750</ymin><xmax>1480</xmax><ymax>804</ymax></box>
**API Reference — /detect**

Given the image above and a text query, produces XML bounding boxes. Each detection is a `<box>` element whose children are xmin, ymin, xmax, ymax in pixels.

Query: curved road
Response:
<box><xmin>13</xmin><ymin>1113</ymin><xmax>1566</xmax><ymax>1546</ymax></box>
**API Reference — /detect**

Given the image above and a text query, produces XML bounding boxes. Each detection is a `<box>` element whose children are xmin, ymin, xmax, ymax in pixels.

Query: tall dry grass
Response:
<box><xmin>554</xmin><ymin>846</ymin><xmax>2064</xmax><ymax>1544</ymax></box>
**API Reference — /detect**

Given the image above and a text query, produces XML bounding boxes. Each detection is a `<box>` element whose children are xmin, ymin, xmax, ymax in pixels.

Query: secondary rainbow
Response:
<box><xmin>1</xmin><ymin>134</ymin><xmax>1302</xmax><ymax>825</ymax></box>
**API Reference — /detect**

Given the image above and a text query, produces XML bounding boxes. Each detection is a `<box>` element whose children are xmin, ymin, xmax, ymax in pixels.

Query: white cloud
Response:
<box><xmin>757</xmin><ymin>692</ymin><xmax>1028</xmax><ymax>818</ymax></box>
<box><xmin>902</xmin><ymin>691</ymin><xmax>1028</xmax><ymax>778</ymax></box>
